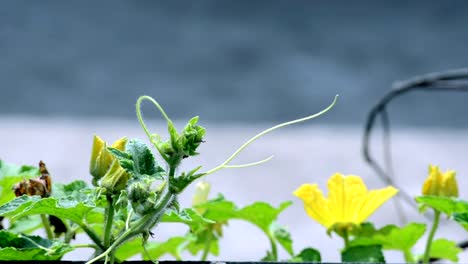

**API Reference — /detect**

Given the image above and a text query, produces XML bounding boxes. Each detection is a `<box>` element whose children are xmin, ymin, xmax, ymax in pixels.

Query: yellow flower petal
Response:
<box><xmin>357</xmin><ymin>186</ymin><xmax>398</xmax><ymax>222</ymax></box>
<box><xmin>111</xmin><ymin>137</ymin><xmax>128</xmax><ymax>151</ymax></box>
<box><xmin>294</xmin><ymin>184</ymin><xmax>334</xmax><ymax>228</ymax></box>
<box><xmin>422</xmin><ymin>165</ymin><xmax>458</xmax><ymax>197</ymax></box>
<box><xmin>294</xmin><ymin>173</ymin><xmax>398</xmax><ymax>232</ymax></box>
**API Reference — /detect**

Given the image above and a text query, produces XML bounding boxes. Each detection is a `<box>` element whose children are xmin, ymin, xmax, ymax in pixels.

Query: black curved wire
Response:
<box><xmin>362</xmin><ymin>68</ymin><xmax>468</xmax><ymax>254</ymax></box>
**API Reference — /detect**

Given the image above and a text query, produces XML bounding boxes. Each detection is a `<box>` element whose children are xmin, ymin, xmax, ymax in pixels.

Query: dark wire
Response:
<box><xmin>362</xmin><ymin>68</ymin><xmax>468</xmax><ymax>256</ymax></box>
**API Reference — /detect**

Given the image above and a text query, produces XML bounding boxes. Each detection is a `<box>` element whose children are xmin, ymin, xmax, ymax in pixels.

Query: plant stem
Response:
<box><xmin>169</xmin><ymin>165</ymin><xmax>176</xmax><ymax>178</ymax></box>
<box><xmin>268</xmin><ymin>236</ymin><xmax>278</xmax><ymax>261</ymax></box>
<box><xmin>64</xmin><ymin>223</ymin><xmax>76</xmax><ymax>244</ymax></box>
<box><xmin>74</xmin><ymin>244</ymin><xmax>99</xmax><ymax>250</ymax></box>
<box><xmin>80</xmin><ymin>223</ymin><xmax>106</xmax><ymax>251</ymax></box>
<box><xmin>342</xmin><ymin>229</ymin><xmax>350</xmax><ymax>249</ymax></box>
<box><xmin>201</xmin><ymin>233</ymin><xmax>212</xmax><ymax>261</ymax></box>
<box><xmin>104</xmin><ymin>196</ymin><xmax>115</xmax><ymax>248</ymax></box>
<box><xmin>86</xmin><ymin>191</ymin><xmax>175</xmax><ymax>264</ymax></box>
<box><xmin>423</xmin><ymin>210</ymin><xmax>441</xmax><ymax>264</ymax></box>
<box><xmin>40</xmin><ymin>214</ymin><xmax>54</xmax><ymax>239</ymax></box>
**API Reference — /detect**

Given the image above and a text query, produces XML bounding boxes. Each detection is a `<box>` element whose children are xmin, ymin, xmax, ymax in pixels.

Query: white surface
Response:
<box><xmin>2</xmin><ymin>117</ymin><xmax>468</xmax><ymax>262</ymax></box>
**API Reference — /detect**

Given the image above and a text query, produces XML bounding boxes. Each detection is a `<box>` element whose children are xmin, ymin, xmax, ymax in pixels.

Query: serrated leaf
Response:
<box><xmin>109</xmin><ymin>139</ymin><xmax>164</xmax><ymax>179</ymax></box>
<box><xmin>0</xmin><ymin>230</ymin><xmax>73</xmax><ymax>260</ymax></box>
<box><xmin>161</xmin><ymin>208</ymin><xmax>215</xmax><ymax>233</ymax></box>
<box><xmin>0</xmin><ymin>195</ymin><xmax>95</xmax><ymax>225</ymax></box>
<box><xmin>416</xmin><ymin>196</ymin><xmax>468</xmax><ymax>216</ymax></box>
<box><xmin>342</xmin><ymin>245</ymin><xmax>385</xmax><ymax>263</ymax></box>
<box><xmin>429</xmin><ymin>239</ymin><xmax>461</xmax><ymax>262</ymax></box>
<box><xmin>290</xmin><ymin>247</ymin><xmax>321</xmax><ymax>262</ymax></box>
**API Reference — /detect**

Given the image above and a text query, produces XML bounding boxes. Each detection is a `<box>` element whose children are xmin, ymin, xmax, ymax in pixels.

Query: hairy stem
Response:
<box><xmin>104</xmin><ymin>196</ymin><xmax>115</xmax><ymax>248</ymax></box>
<box><xmin>86</xmin><ymin>191</ymin><xmax>174</xmax><ymax>264</ymax></box>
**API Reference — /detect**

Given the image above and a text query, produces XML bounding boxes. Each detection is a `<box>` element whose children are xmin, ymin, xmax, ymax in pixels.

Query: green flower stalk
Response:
<box><xmin>421</xmin><ymin>165</ymin><xmax>459</xmax><ymax>264</ymax></box>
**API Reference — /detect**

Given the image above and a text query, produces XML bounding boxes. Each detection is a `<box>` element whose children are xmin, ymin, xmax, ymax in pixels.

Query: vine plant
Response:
<box><xmin>0</xmin><ymin>95</ymin><xmax>338</xmax><ymax>263</ymax></box>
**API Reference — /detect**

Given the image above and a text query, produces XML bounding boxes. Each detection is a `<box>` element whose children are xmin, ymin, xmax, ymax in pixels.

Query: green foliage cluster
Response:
<box><xmin>0</xmin><ymin>95</ymin><xmax>466</xmax><ymax>263</ymax></box>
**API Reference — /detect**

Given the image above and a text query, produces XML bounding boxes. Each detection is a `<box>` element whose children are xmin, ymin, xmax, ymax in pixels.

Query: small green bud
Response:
<box><xmin>192</xmin><ymin>181</ymin><xmax>211</xmax><ymax>214</ymax></box>
<box><xmin>100</xmin><ymin>160</ymin><xmax>131</xmax><ymax>194</ymax></box>
<box><xmin>132</xmin><ymin>192</ymin><xmax>158</xmax><ymax>215</ymax></box>
<box><xmin>128</xmin><ymin>183</ymin><xmax>151</xmax><ymax>202</ymax></box>
<box><xmin>181</xmin><ymin>116</ymin><xmax>205</xmax><ymax>157</ymax></box>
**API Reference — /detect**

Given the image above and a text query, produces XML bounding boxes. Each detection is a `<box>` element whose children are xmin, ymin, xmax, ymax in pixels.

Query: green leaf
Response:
<box><xmin>429</xmin><ymin>239</ymin><xmax>461</xmax><ymax>262</ymax></box>
<box><xmin>109</xmin><ymin>139</ymin><xmax>164</xmax><ymax>179</ymax></box>
<box><xmin>52</xmin><ymin>180</ymin><xmax>92</xmax><ymax>201</ymax></box>
<box><xmin>290</xmin><ymin>247</ymin><xmax>321</xmax><ymax>262</ymax></box>
<box><xmin>116</xmin><ymin>236</ymin><xmax>192</xmax><ymax>260</ymax></box>
<box><xmin>0</xmin><ymin>195</ymin><xmax>95</xmax><ymax>225</ymax></box>
<box><xmin>261</xmin><ymin>250</ymin><xmax>276</xmax><ymax>261</ymax></box>
<box><xmin>8</xmin><ymin>215</ymin><xmax>42</xmax><ymax>234</ymax></box>
<box><xmin>453</xmin><ymin>212</ymin><xmax>468</xmax><ymax>231</ymax></box>
<box><xmin>237</xmin><ymin>201</ymin><xmax>292</xmax><ymax>234</ymax></box>
<box><xmin>0</xmin><ymin>230</ymin><xmax>73</xmax><ymax>260</ymax></box>
<box><xmin>161</xmin><ymin>208</ymin><xmax>215</xmax><ymax>233</ymax></box>
<box><xmin>0</xmin><ymin>160</ymin><xmax>39</xmax><ymax>206</ymax></box>
<box><xmin>196</xmin><ymin>197</ymin><xmax>293</xmax><ymax>257</ymax></box>
<box><xmin>351</xmin><ymin>223</ymin><xmax>426</xmax><ymax>252</ymax></box>
<box><xmin>342</xmin><ymin>245</ymin><xmax>385</xmax><ymax>263</ymax></box>
<box><xmin>185</xmin><ymin>231</ymin><xmax>220</xmax><ymax>256</ymax></box>
<box><xmin>416</xmin><ymin>196</ymin><xmax>468</xmax><ymax>216</ymax></box>
<box><xmin>0</xmin><ymin>160</ymin><xmax>38</xmax><ymax>178</ymax></box>
<box><xmin>199</xmin><ymin>198</ymin><xmax>292</xmax><ymax>234</ymax></box>
<box><xmin>0</xmin><ymin>176</ymin><xmax>24</xmax><ymax>206</ymax></box>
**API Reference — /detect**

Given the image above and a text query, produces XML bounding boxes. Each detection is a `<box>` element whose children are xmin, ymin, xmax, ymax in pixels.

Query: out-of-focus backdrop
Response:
<box><xmin>2</xmin><ymin>1</ymin><xmax>468</xmax><ymax>262</ymax></box>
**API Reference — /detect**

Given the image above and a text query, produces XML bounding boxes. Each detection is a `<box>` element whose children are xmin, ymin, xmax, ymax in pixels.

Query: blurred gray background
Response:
<box><xmin>2</xmin><ymin>0</ymin><xmax>468</xmax><ymax>262</ymax></box>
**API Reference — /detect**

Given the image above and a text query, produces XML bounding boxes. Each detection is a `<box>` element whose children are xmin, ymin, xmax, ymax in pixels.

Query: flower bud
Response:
<box><xmin>100</xmin><ymin>160</ymin><xmax>130</xmax><ymax>194</ymax></box>
<box><xmin>128</xmin><ymin>183</ymin><xmax>151</xmax><ymax>203</ymax></box>
<box><xmin>192</xmin><ymin>181</ymin><xmax>211</xmax><ymax>214</ymax></box>
<box><xmin>422</xmin><ymin>165</ymin><xmax>458</xmax><ymax>197</ymax></box>
<box><xmin>89</xmin><ymin>135</ymin><xmax>127</xmax><ymax>183</ymax></box>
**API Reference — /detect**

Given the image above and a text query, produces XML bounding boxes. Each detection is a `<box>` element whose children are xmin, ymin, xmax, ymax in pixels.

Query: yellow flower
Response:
<box><xmin>422</xmin><ymin>165</ymin><xmax>458</xmax><ymax>197</ymax></box>
<box><xmin>294</xmin><ymin>173</ymin><xmax>398</xmax><ymax>233</ymax></box>
<box><xmin>89</xmin><ymin>135</ymin><xmax>127</xmax><ymax>182</ymax></box>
